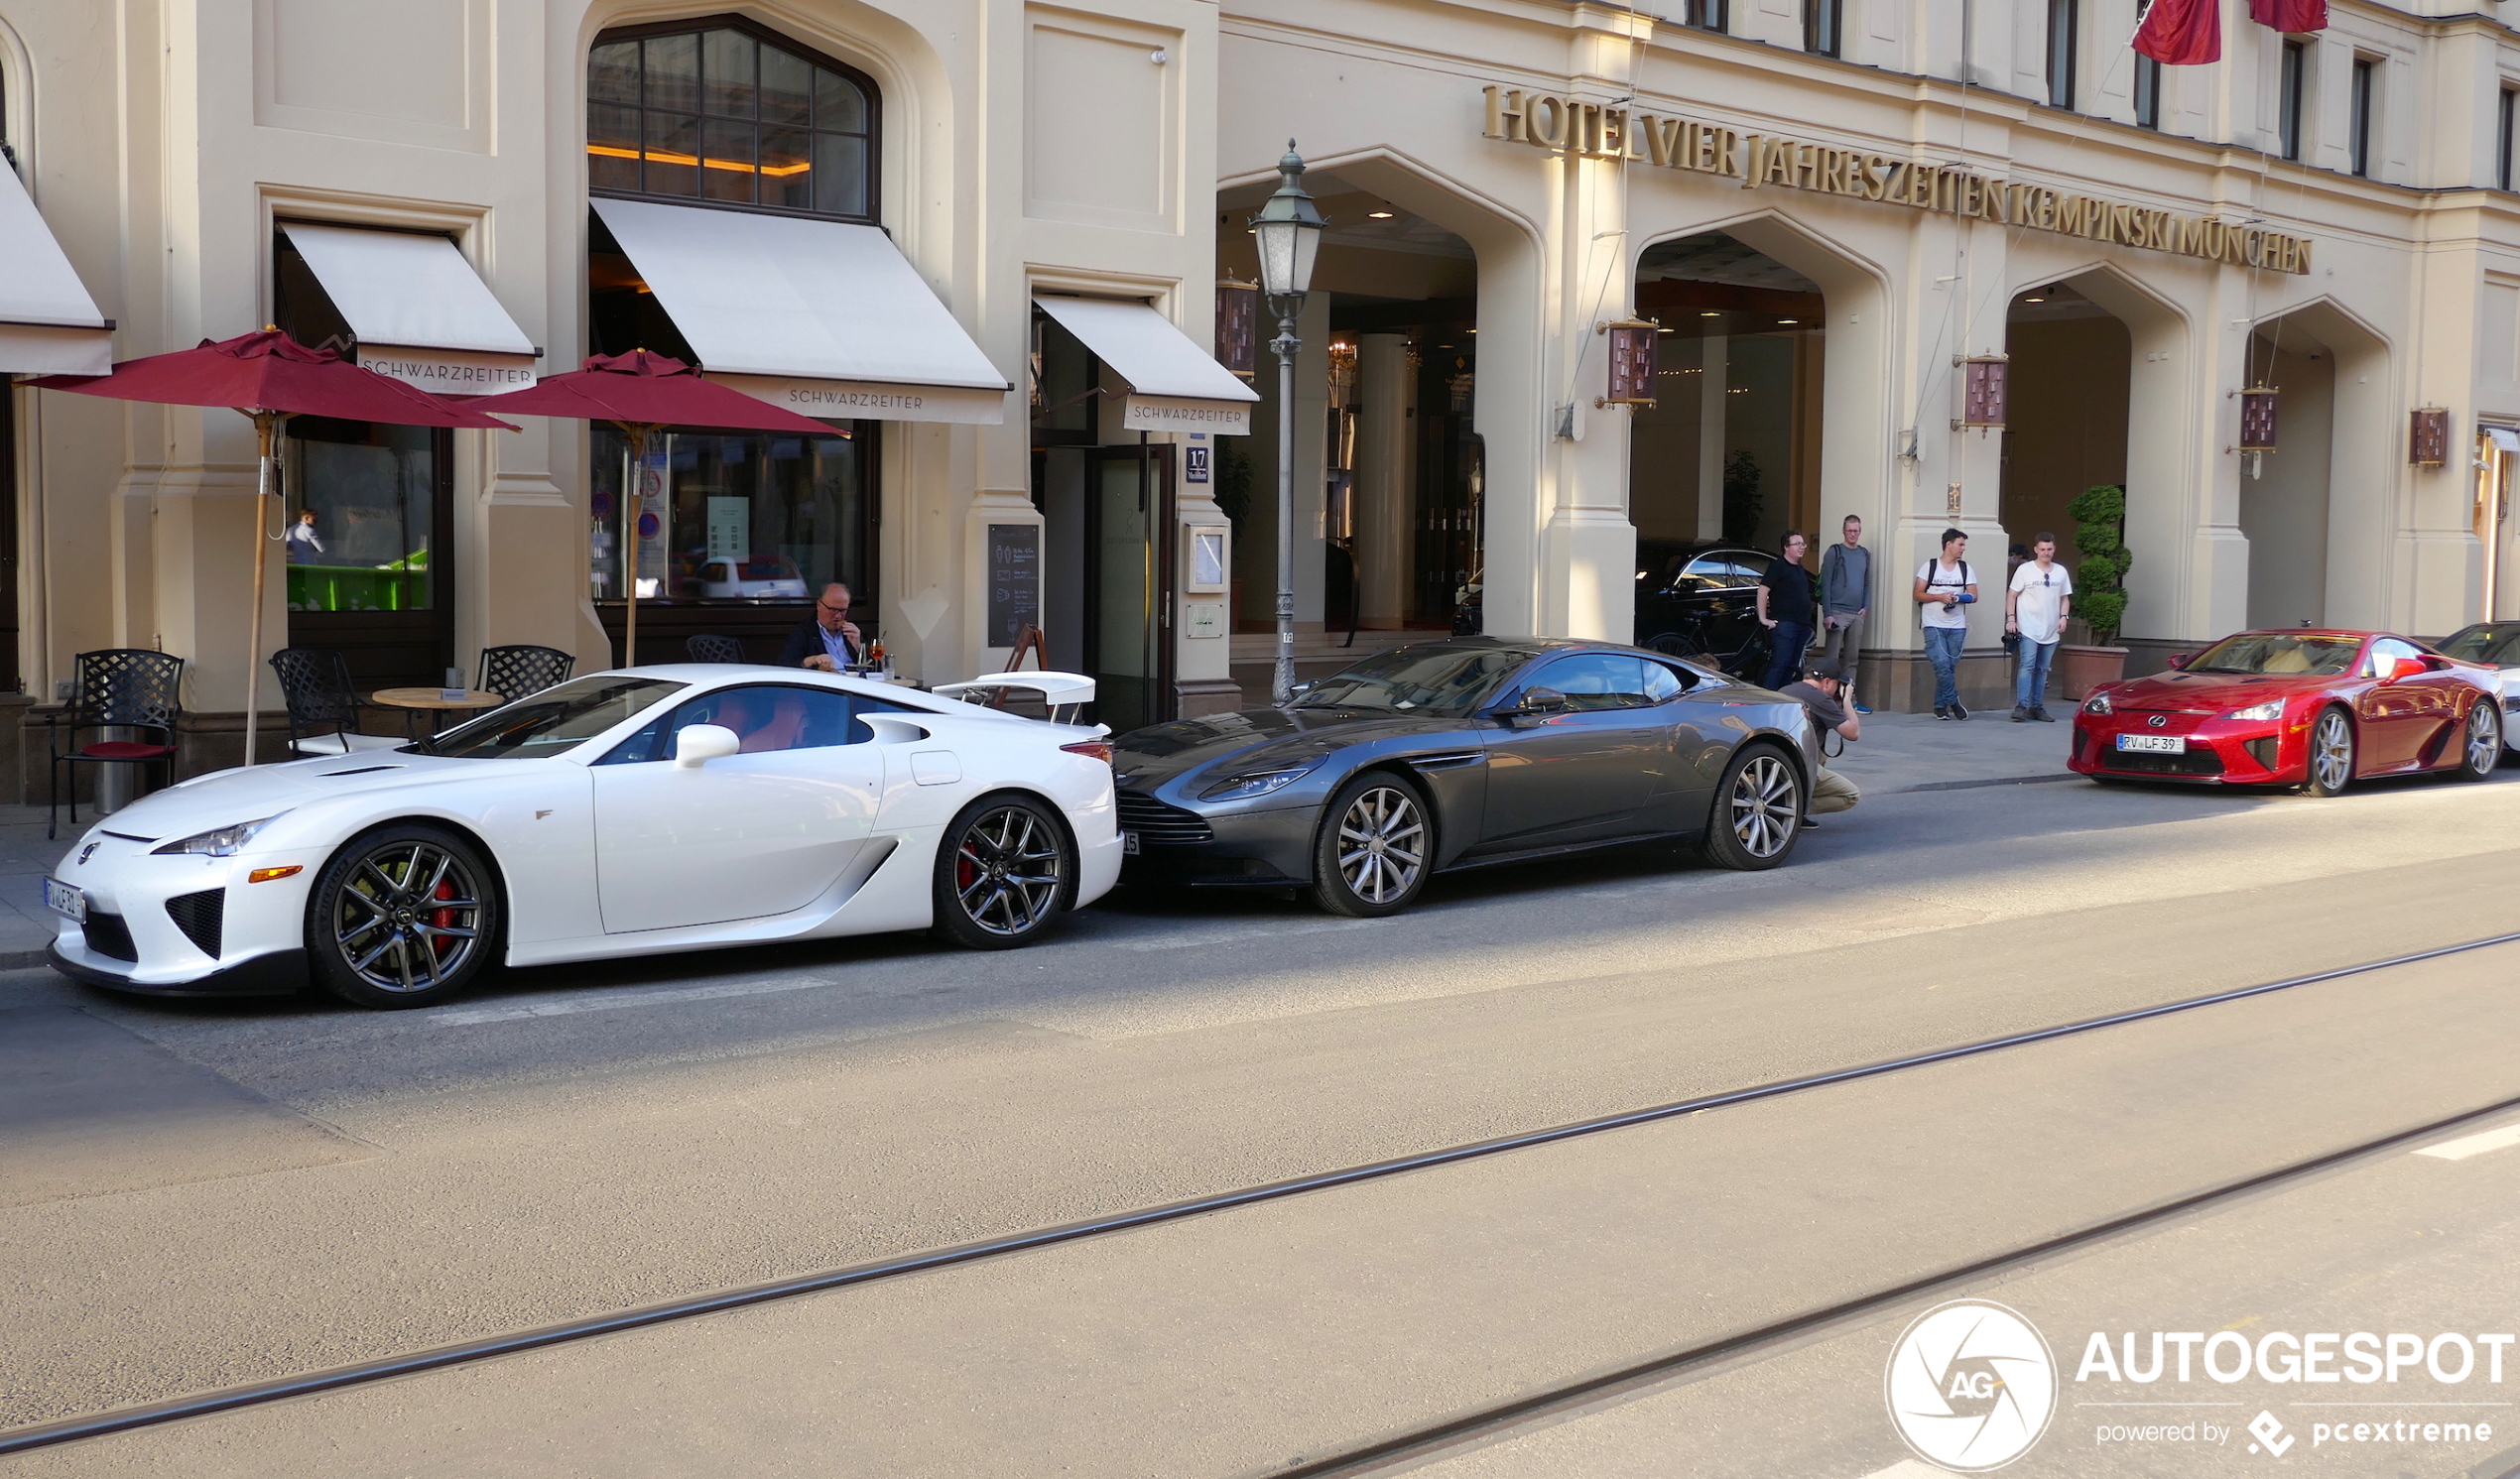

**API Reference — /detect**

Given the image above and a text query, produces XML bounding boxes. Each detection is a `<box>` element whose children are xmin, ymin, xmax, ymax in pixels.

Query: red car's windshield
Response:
<box><xmin>2185</xmin><ymin>634</ymin><xmax>2362</xmax><ymax>677</ymax></box>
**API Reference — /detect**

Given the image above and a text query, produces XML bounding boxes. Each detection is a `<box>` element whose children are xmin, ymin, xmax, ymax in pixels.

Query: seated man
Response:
<box><xmin>778</xmin><ymin>582</ymin><xmax>863</xmax><ymax>671</ymax></box>
<box><xmin>1779</xmin><ymin>659</ymin><xmax>1861</xmax><ymax>825</ymax></box>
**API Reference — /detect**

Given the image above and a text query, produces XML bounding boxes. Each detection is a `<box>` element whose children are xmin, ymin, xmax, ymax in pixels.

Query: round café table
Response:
<box><xmin>369</xmin><ymin>686</ymin><xmax>506</xmax><ymax>742</ymax></box>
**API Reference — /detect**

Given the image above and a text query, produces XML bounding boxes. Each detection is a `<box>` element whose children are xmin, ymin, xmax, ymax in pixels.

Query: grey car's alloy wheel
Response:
<box><xmin>2458</xmin><ymin>700</ymin><xmax>2500</xmax><ymax>782</ymax></box>
<box><xmin>933</xmin><ymin>795</ymin><xmax>1071</xmax><ymax>949</ymax></box>
<box><xmin>2304</xmin><ymin>707</ymin><xmax>2356</xmax><ymax>798</ymax></box>
<box><xmin>1701</xmin><ymin>744</ymin><xmax>1803</xmax><ymax>871</ymax></box>
<box><xmin>1310</xmin><ymin>773</ymin><xmax>1431</xmax><ymax>918</ymax></box>
<box><xmin>309</xmin><ymin>824</ymin><xmax>498</xmax><ymax>1009</ymax></box>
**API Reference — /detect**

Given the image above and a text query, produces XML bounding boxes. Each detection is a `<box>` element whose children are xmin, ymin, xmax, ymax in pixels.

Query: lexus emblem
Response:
<box><xmin>2146</xmin><ymin>715</ymin><xmax>2168</xmax><ymax>729</ymax></box>
<box><xmin>77</xmin><ymin>843</ymin><xmax>99</xmax><ymax>865</ymax></box>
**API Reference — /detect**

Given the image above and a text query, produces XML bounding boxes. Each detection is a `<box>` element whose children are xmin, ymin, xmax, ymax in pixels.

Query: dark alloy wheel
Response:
<box><xmin>2457</xmin><ymin>700</ymin><xmax>2501</xmax><ymax>783</ymax></box>
<box><xmin>2303</xmin><ymin>707</ymin><xmax>2356</xmax><ymax>798</ymax></box>
<box><xmin>1308</xmin><ymin>773</ymin><xmax>1432</xmax><ymax>919</ymax></box>
<box><xmin>1701</xmin><ymin>743</ymin><xmax>1804</xmax><ymax>871</ymax></box>
<box><xmin>933</xmin><ymin>795</ymin><xmax>1072</xmax><ymax>949</ymax></box>
<box><xmin>308</xmin><ymin>824</ymin><xmax>499</xmax><ymax>1009</ymax></box>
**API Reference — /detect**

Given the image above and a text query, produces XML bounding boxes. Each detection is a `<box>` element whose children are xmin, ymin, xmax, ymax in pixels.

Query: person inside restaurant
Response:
<box><xmin>779</xmin><ymin>581</ymin><xmax>864</xmax><ymax>671</ymax></box>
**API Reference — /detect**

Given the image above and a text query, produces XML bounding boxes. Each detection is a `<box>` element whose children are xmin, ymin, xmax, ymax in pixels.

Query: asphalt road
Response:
<box><xmin>6</xmin><ymin>751</ymin><xmax>2520</xmax><ymax>1475</ymax></box>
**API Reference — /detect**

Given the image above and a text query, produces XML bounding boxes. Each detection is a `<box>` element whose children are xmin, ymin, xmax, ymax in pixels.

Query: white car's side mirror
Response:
<box><xmin>674</xmin><ymin>723</ymin><xmax>741</xmax><ymax>768</ymax></box>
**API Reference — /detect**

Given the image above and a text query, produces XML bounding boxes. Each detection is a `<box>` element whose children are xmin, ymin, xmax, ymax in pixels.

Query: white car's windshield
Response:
<box><xmin>2442</xmin><ymin>625</ymin><xmax>2520</xmax><ymax>665</ymax></box>
<box><xmin>421</xmin><ymin>676</ymin><xmax>686</xmax><ymax>759</ymax></box>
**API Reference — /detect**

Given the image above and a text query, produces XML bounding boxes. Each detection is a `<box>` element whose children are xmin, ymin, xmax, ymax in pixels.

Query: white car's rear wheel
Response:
<box><xmin>932</xmin><ymin>796</ymin><xmax>1072</xmax><ymax>949</ymax></box>
<box><xmin>308</xmin><ymin>824</ymin><xmax>498</xmax><ymax>1009</ymax></box>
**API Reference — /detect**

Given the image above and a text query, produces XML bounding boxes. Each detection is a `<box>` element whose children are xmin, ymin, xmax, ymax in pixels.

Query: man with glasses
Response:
<box><xmin>2005</xmin><ymin>535</ymin><xmax>2074</xmax><ymax>722</ymax></box>
<box><xmin>779</xmin><ymin>582</ymin><xmax>865</xmax><ymax>672</ymax></box>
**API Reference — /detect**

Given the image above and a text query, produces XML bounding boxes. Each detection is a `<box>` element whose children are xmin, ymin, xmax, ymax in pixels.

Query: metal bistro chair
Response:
<box><xmin>48</xmin><ymin>649</ymin><xmax>186</xmax><ymax>840</ymax></box>
<box><xmin>268</xmin><ymin>648</ymin><xmax>404</xmax><ymax>761</ymax></box>
<box><xmin>477</xmin><ymin>645</ymin><xmax>574</xmax><ymax>700</ymax></box>
<box><xmin>686</xmin><ymin>634</ymin><xmax>746</xmax><ymax>664</ymax></box>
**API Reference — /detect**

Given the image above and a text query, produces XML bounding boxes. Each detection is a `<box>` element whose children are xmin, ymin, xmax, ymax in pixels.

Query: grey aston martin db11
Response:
<box><xmin>1108</xmin><ymin>637</ymin><xmax>1819</xmax><ymax>918</ymax></box>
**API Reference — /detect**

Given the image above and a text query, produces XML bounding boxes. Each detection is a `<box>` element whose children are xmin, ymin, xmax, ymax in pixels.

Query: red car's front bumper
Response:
<box><xmin>2069</xmin><ymin>707</ymin><xmax>2308</xmax><ymax>784</ymax></box>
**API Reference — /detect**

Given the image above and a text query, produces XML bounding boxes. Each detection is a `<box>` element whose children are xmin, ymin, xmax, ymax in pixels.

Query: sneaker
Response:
<box><xmin>2032</xmin><ymin>706</ymin><xmax>2057</xmax><ymax>722</ymax></box>
<box><xmin>2010</xmin><ymin>704</ymin><xmax>2029</xmax><ymax>723</ymax></box>
<box><xmin>1953</xmin><ymin>701</ymin><xmax>1970</xmax><ymax>720</ymax></box>
<box><xmin>1800</xmin><ymin>816</ymin><xmax>1821</xmax><ymax>830</ymax></box>
<box><xmin>1935</xmin><ymin>705</ymin><xmax>1953</xmax><ymax>720</ymax></box>
<box><xmin>1853</xmin><ymin>701</ymin><xmax>1872</xmax><ymax>714</ymax></box>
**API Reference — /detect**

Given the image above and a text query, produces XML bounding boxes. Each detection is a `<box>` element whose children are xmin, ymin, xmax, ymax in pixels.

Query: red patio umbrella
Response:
<box><xmin>34</xmin><ymin>329</ymin><xmax>517</xmax><ymax>765</ymax></box>
<box><xmin>464</xmin><ymin>350</ymin><xmax>842</xmax><ymax>670</ymax></box>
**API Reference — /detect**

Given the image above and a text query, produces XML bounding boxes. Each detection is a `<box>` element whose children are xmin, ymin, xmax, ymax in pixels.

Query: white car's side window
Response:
<box><xmin>596</xmin><ymin>686</ymin><xmax>921</xmax><ymax>763</ymax></box>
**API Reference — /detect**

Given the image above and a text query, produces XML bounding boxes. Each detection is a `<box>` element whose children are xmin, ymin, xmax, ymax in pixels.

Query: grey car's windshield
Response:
<box><xmin>2441</xmin><ymin>626</ymin><xmax>2520</xmax><ymax>665</ymax></box>
<box><xmin>419</xmin><ymin>676</ymin><xmax>686</xmax><ymax>760</ymax></box>
<box><xmin>2186</xmin><ymin>634</ymin><xmax>2361</xmax><ymax>677</ymax></box>
<box><xmin>1290</xmin><ymin>647</ymin><xmax>1528</xmax><ymax>716</ymax></box>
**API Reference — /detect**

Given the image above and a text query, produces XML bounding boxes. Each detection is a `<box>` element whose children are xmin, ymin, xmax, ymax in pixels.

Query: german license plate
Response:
<box><xmin>43</xmin><ymin>878</ymin><xmax>85</xmax><ymax>922</ymax></box>
<box><xmin>2116</xmin><ymin>734</ymin><xmax>2187</xmax><ymax>754</ymax></box>
<box><xmin>1122</xmin><ymin>831</ymin><xmax>1141</xmax><ymax>856</ymax></box>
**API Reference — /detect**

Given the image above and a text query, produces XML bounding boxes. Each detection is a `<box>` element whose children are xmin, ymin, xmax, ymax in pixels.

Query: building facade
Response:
<box><xmin>5</xmin><ymin>0</ymin><xmax>2520</xmax><ymax>780</ymax></box>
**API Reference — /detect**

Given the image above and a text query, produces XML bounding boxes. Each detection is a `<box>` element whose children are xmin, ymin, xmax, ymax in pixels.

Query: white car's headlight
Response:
<box><xmin>152</xmin><ymin>814</ymin><xmax>286</xmax><ymax>857</ymax></box>
<box><xmin>1199</xmin><ymin>766</ymin><xmax>1316</xmax><ymax>801</ymax></box>
<box><xmin>2081</xmin><ymin>691</ymin><xmax>2113</xmax><ymax>715</ymax></box>
<box><xmin>2224</xmin><ymin>699</ymin><xmax>2285</xmax><ymax>722</ymax></box>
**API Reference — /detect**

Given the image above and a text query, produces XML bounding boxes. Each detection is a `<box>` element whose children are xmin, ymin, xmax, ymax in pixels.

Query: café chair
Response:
<box><xmin>686</xmin><ymin>634</ymin><xmax>746</xmax><ymax>664</ymax></box>
<box><xmin>477</xmin><ymin>645</ymin><xmax>574</xmax><ymax>701</ymax></box>
<box><xmin>48</xmin><ymin>648</ymin><xmax>186</xmax><ymax>840</ymax></box>
<box><xmin>268</xmin><ymin>647</ymin><xmax>403</xmax><ymax>761</ymax></box>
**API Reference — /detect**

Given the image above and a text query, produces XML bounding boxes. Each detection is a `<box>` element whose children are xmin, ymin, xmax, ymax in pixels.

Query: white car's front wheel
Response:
<box><xmin>308</xmin><ymin>824</ymin><xmax>499</xmax><ymax>1009</ymax></box>
<box><xmin>932</xmin><ymin>796</ymin><xmax>1072</xmax><ymax>950</ymax></box>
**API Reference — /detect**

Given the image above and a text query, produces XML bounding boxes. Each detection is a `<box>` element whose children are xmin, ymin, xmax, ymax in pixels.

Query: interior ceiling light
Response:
<box><xmin>1700</xmin><ymin>310</ymin><xmax>1721</xmax><ymax>317</ymax></box>
<box><xmin>2023</xmin><ymin>294</ymin><xmax>2047</xmax><ymax>303</ymax></box>
<box><xmin>1367</xmin><ymin>209</ymin><xmax>1395</xmax><ymax>219</ymax></box>
<box><xmin>1777</xmin><ymin>318</ymin><xmax>1798</xmax><ymax>324</ymax></box>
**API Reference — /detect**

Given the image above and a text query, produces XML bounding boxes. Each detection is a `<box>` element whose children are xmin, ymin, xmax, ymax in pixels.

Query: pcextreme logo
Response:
<box><xmin>1885</xmin><ymin>1300</ymin><xmax>2060</xmax><ymax>1471</ymax></box>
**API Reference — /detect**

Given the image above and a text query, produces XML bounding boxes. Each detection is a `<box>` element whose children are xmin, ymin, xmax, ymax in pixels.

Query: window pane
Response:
<box><xmin>702</xmin><ymin>29</ymin><xmax>756</xmax><ymax>118</ymax></box>
<box><xmin>643</xmin><ymin>33</ymin><xmax>697</xmax><ymax>113</ymax></box>
<box><xmin>814</xmin><ymin>131</ymin><xmax>867</xmax><ymax>215</ymax></box>
<box><xmin>701</xmin><ymin>118</ymin><xmax>757</xmax><ymax>203</ymax></box>
<box><xmin>815</xmin><ymin>69</ymin><xmax>866</xmax><ymax>133</ymax></box>
<box><xmin>284</xmin><ymin>424</ymin><xmax>437</xmax><ymax>614</ymax></box>
<box><xmin>761</xmin><ymin>126</ymin><xmax>814</xmax><ymax>209</ymax></box>
<box><xmin>590</xmin><ymin>41</ymin><xmax>640</xmax><ymax>105</ymax></box>
<box><xmin>588</xmin><ymin>102</ymin><xmax>641</xmax><ymax>191</ymax></box>
<box><xmin>671</xmin><ymin>685</ymin><xmax>862</xmax><ymax>754</ymax></box>
<box><xmin>760</xmin><ymin>46</ymin><xmax>812</xmax><ymax>126</ymax></box>
<box><xmin>645</xmin><ymin>112</ymin><xmax>700</xmax><ymax>195</ymax></box>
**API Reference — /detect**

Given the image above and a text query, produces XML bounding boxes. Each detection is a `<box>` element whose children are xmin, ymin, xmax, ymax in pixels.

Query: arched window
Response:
<box><xmin>588</xmin><ymin>18</ymin><xmax>877</xmax><ymax>221</ymax></box>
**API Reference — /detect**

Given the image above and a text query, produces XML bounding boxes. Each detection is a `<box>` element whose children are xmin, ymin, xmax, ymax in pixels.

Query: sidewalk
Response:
<box><xmin>1819</xmin><ymin>705</ymin><xmax>2079</xmax><ymax>798</ymax></box>
<box><xmin>0</xmin><ymin>804</ymin><xmax>70</xmax><ymax>967</ymax></box>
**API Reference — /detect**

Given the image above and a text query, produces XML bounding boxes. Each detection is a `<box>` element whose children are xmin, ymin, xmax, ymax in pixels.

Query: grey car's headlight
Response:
<box><xmin>1199</xmin><ymin>766</ymin><xmax>1316</xmax><ymax>801</ymax></box>
<box><xmin>2224</xmin><ymin>698</ymin><xmax>2284</xmax><ymax>722</ymax></box>
<box><xmin>153</xmin><ymin>814</ymin><xmax>286</xmax><ymax>857</ymax></box>
<box><xmin>2081</xmin><ymin>691</ymin><xmax>2113</xmax><ymax>715</ymax></box>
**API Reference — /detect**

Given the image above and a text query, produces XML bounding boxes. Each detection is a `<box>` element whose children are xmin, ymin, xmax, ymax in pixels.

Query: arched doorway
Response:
<box><xmin>2236</xmin><ymin>304</ymin><xmax>2389</xmax><ymax>632</ymax></box>
<box><xmin>2000</xmin><ymin>279</ymin><xmax>2130</xmax><ymax>594</ymax></box>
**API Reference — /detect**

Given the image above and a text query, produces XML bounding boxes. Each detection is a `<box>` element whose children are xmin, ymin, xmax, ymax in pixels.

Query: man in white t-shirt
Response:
<box><xmin>1913</xmin><ymin>528</ymin><xmax>1977</xmax><ymax>720</ymax></box>
<box><xmin>2005</xmin><ymin>534</ymin><xmax>2075</xmax><ymax>722</ymax></box>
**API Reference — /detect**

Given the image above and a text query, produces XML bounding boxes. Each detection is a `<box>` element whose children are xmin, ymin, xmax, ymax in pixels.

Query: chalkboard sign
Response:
<box><xmin>987</xmin><ymin>524</ymin><xmax>1041</xmax><ymax>647</ymax></box>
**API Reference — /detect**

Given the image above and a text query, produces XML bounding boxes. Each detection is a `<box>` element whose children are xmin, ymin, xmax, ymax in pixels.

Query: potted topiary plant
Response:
<box><xmin>2057</xmin><ymin>483</ymin><xmax>2131</xmax><ymax>699</ymax></box>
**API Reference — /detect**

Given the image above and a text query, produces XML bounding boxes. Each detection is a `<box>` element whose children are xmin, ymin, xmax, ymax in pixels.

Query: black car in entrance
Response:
<box><xmin>1631</xmin><ymin>540</ymin><xmax>1786</xmax><ymax>675</ymax></box>
<box><xmin>1107</xmin><ymin>637</ymin><xmax>1817</xmax><ymax>918</ymax></box>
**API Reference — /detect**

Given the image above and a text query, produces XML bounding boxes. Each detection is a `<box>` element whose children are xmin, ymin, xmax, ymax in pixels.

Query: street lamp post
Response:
<box><xmin>1250</xmin><ymin>142</ymin><xmax>1323</xmax><ymax>706</ymax></box>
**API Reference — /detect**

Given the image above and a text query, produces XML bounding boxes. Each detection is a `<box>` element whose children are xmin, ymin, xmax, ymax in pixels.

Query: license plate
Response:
<box><xmin>43</xmin><ymin>878</ymin><xmax>85</xmax><ymax>922</ymax></box>
<box><xmin>2116</xmin><ymin>734</ymin><xmax>2187</xmax><ymax>754</ymax></box>
<box><xmin>1122</xmin><ymin>831</ymin><xmax>1141</xmax><ymax>856</ymax></box>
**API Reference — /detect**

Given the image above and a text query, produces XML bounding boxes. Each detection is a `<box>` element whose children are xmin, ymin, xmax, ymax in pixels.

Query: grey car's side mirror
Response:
<box><xmin>674</xmin><ymin>723</ymin><xmax>741</xmax><ymax>768</ymax></box>
<box><xmin>1502</xmin><ymin>687</ymin><xmax>1570</xmax><ymax>720</ymax></box>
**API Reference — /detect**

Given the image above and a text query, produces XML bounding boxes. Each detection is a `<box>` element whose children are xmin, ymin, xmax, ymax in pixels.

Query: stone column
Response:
<box><xmin>1354</xmin><ymin>333</ymin><xmax>1414</xmax><ymax>628</ymax></box>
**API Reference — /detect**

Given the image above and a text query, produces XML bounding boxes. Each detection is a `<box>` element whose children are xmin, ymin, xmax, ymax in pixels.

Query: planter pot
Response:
<box><xmin>2056</xmin><ymin>644</ymin><xmax>2129</xmax><ymax>701</ymax></box>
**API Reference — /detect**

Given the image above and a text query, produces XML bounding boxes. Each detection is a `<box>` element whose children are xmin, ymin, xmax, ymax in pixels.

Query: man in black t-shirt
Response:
<box><xmin>1780</xmin><ymin>659</ymin><xmax>1861</xmax><ymax>824</ymax></box>
<box><xmin>1756</xmin><ymin>530</ymin><xmax>1816</xmax><ymax>691</ymax></box>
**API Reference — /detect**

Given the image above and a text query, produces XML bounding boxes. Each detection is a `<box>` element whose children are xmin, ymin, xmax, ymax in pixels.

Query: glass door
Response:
<box><xmin>1083</xmin><ymin>444</ymin><xmax>1175</xmax><ymax>734</ymax></box>
<box><xmin>283</xmin><ymin>417</ymin><xmax>454</xmax><ymax>692</ymax></box>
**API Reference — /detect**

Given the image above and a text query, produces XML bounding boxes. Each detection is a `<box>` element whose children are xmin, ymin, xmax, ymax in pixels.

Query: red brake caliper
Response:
<box><xmin>431</xmin><ymin>879</ymin><xmax>456</xmax><ymax>959</ymax></box>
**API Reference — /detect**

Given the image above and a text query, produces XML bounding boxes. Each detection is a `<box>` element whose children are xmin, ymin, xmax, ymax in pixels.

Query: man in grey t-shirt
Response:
<box><xmin>1780</xmin><ymin>659</ymin><xmax>1861</xmax><ymax>826</ymax></box>
<box><xmin>1816</xmin><ymin>515</ymin><xmax>1870</xmax><ymax>712</ymax></box>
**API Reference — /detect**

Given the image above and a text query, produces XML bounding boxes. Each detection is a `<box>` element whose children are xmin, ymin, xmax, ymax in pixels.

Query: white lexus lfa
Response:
<box><xmin>45</xmin><ymin>667</ymin><xmax>1121</xmax><ymax>1008</ymax></box>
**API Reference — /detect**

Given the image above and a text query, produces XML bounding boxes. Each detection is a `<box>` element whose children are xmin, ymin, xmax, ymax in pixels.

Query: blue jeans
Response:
<box><xmin>1925</xmin><ymin>626</ymin><xmax>1965</xmax><ymax>709</ymax></box>
<box><xmin>1762</xmin><ymin>621</ymin><xmax>1812</xmax><ymax>691</ymax></box>
<box><xmin>2015</xmin><ymin>639</ymin><xmax>2059</xmax><ymax>708</ymax></box>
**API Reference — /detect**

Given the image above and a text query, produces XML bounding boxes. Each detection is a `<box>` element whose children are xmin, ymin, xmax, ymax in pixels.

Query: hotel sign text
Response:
<box><xmin>1482</xmin><ymin>86</ymin><xmax>2314</xmax><ymax>275</ymax></box>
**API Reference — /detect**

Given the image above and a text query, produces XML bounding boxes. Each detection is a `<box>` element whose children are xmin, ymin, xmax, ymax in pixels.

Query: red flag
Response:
<box><xmin>2249</xmin><ymin>0</ymin><xmax>2327</xmax><ymax>32</ymax></box>
<box><xmin>2134</xmin><ymin>0</ymin><xmax>2221</xmax><ymax>64</ymax></box>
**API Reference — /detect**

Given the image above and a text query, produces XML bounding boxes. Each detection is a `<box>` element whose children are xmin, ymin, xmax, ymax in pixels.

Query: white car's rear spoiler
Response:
<box><xmin>931</xmin><ymin>671</ymin><xmax>1098</xmax><ymax>726</ymax></box>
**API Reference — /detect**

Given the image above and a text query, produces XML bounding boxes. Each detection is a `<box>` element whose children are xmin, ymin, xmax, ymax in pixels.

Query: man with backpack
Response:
<box><xmin>1913</xmin><ymin>528</ymin><xmax>1978</xmax><ymax>720</ymax></box>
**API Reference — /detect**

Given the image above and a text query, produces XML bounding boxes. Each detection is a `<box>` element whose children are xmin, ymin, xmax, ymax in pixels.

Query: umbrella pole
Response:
<box><xmin>244</xmin><ymin>413</ymin><xmax>275</xmax><ymax>767</ymax></box>
<box><xmin>623</xmin><ymin>426</ymin><xmax>645</xmax><ymax>669</ymax></box>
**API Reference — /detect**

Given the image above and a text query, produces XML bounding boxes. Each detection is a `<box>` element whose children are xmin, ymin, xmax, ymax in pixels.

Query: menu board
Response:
<box><xmin>987</xmin><ymin>524</ymin><xmax>1041</xmax><ymax>647</ymax></box>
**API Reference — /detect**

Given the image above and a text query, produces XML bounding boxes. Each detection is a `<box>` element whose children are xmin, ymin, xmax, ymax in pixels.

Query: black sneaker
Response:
<box><xmin>2032</xmin><ymin>706</ymin><xmax>2057</xmax><ymax>722</ymax></box>
<box><xmin>2010</xmin><ymin>705</ymin><xmax>2029</xmax><ymax>723</ymax></box>
<box><xmin>1801</xmin><ymin>816</ymin><xmax>1821</xmax><ymax>830</ymax></box>
<box><xmin>1953</xmin><ymin>701</ymin><xmax>1970</xmax><ymax>720</ymax></box>
<box><xmin>1935</xmin><ymin>705</ymin><xmax>1953</xmax><ymax>720</ymax></box>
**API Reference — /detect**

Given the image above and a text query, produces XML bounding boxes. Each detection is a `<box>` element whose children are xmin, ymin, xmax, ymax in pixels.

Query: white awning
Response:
<box><xmin>592</xmin><ymin>198</ymin><xmax>1009</xmax><ymax>426</ymax></box>
<box><xmin>1033</xmin><ymin>295</ymin><xmax>1259</xmax><ymax>435</ymax></box>
<box><xmin>0</xmin><ymin>163</ymin><xmax>112</xmax><ymax>376</ymax></box>
<box><xmin>281</xmin><ymin>222</ymin><xmax>540</xmax><ymax>393</ymax></box>
<box><xmin>2489</xmin><ymin>427</ymin><xmax>2520</xmax><ymax>456</ymax></box>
